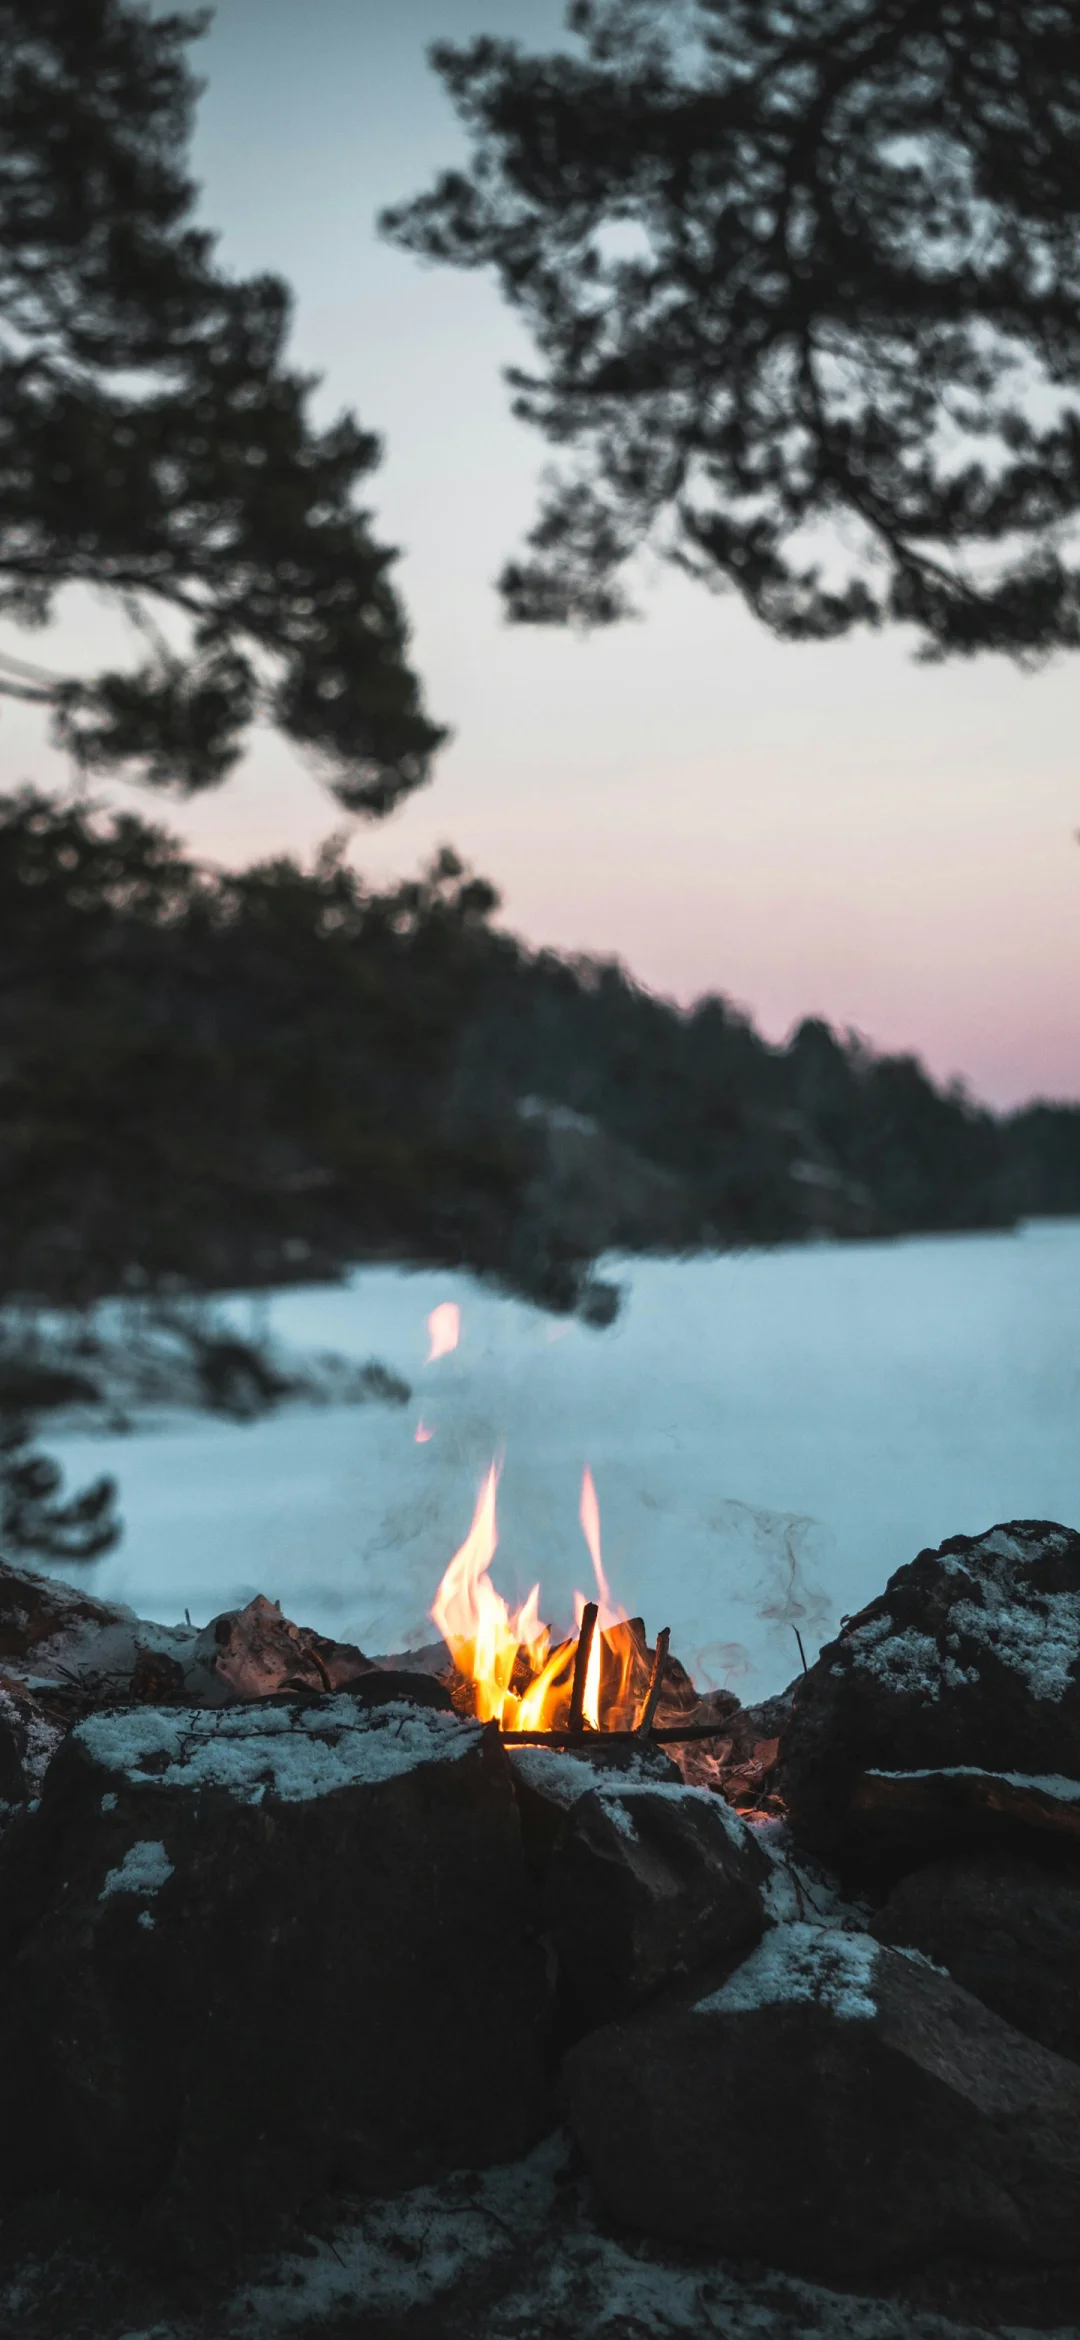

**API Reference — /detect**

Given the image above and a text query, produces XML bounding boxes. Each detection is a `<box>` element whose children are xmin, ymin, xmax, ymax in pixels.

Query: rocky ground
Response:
<box><xmin>2</xmin><ymin>1522</ymin><xmax>1080</xmax><ymax>2338</ymax></box>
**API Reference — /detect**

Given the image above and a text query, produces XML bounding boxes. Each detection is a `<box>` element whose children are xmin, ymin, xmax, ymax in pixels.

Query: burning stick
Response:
<box><xmin>568</xmin><ymin>1601</ymin><xmax>598</xmax><ymax>1734</ymax></box>
<box><xmin>500</xmin><ymin>1719</ymin><xmax>737</xmax><ymax>1747</ymax></box>
<box><xmin>637</xmin><ymin>1626</ymin><xmax>670</xmax><ymax>1735</ymax></box>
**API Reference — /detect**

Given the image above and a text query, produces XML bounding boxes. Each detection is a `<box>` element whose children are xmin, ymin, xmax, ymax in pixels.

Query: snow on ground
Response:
<box><xmin>221</xmin><ymin>2133</ymin><xmax>1033</xmax><ymax>2340</ymax></box>
<box><xmin>39</xmin><ymin>1220</ymin><xmax>1080</xmax><ymax>1705</ymax></box>
<box><xmin>6</xmin><ymin>2131</ymin><xmax>1062</xmax><ymax>2339</ymax></box>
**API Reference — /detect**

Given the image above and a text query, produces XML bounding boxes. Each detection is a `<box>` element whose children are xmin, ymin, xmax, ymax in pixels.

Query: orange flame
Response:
<box><xmin>431</xmin><ymin>1461</ymin><xmax>637</xmax><ymax>1734</ymax></box>
<box><xmin>414</xmin><ymin>1420</ymin><xmax>434</xmax><ymax>1444</ymax></box>
<box><xmin>426</xmin><ymin>1302</ymin><xmax>460</xmax><ymax>1363</ymax></box>
<box><xmin>430</xmin><ymin>1466</ymin><xmax>554</xmax><ymax>1728</ymax></box>
<box><xmin>574</xmin><ymin>1465</ymin><xmax>626</xmax><ymax>1727</ymax></box>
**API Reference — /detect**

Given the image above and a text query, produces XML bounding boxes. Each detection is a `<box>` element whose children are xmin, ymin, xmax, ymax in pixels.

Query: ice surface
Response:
<box><xmin>698</xmin><ymin>1922</ymin><xmax>879</xmax><ymax>2023</ymax></box>
<box><xmin>77</xmin><ymin>1698</ymin><xmax>479</xmax><ymax>1805</ymax></box>
<box><xmin>37</xmin><ymin>1222</ymin><xmax>1080</xmax><ymax>1704</ymax></box>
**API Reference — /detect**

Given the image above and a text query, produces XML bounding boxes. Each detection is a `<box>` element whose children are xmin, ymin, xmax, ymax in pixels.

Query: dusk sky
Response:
<box><xmin>5</xmin><ymin>0</ymin><xmax>1079</xmax><ymax>1107</ymax></box>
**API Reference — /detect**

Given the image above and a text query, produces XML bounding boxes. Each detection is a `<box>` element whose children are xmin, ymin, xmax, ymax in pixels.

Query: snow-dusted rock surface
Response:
<box><xmin>565</xmin><ymin>1922</ymin><xmax>1080</xmax><ymax>2277</ymax></box>
<box><xmin>780</xmin><ymin>1520</ymin><xmax>1080</xmax><ymax>1861</ymax></box>
<box><xmin>0</xmin><ymin>1698</ymin><xmax>550</xmax><ymax>2256</ymax></box>
<box><xmin>873</xmin><ymin>1850</ymin><xmax>1080</xmax><ymax>2064</ymax></box>
<box><xmin>544</xmin><ymin>1774</ymin><xmax>769</xmax><ymax>2021</ymax></box>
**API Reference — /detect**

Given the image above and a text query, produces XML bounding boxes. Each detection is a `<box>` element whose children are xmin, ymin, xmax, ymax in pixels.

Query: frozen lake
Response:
<box><xmin>44</xmin><ymin>1221</ymin><xmax>1080</xmax><ymax>1704</ymax></box>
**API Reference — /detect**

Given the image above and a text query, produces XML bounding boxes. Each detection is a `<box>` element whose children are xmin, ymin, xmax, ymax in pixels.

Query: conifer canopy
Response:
<box><xmin>0</xmin><ymin>1</ymin><xmax>445</xmax><ymax>810</ymax></box>
<box><xmin>385</xmin><ymin>2</ymin><xmax>1080</xmax><ymax>661</ymax></box>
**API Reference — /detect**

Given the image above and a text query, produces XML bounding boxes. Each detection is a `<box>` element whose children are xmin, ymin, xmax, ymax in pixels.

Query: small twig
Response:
<box><xmin>637</xmin><ymin>1627</ymin><xmax>670</xmax><ymax>1734</ymax></box>
<box><xmin>500</xmin><ymin>1719</ymin><xmax>739</xmax><ymax>1748</ymax></box>
<box><xmin>307</xmin><ymin>1645</ymin><xmax>333</xmax><ymax>1695</ymax></box>
<box><xmin>567</xmin><ymin>1602</ymin><xmax>598</xmax><ymax>1736</ymax></box>
<box><xmin>793</xmin><ymin>1627</ymin><xmax>809</xmax><ymax>1675</ymax></box>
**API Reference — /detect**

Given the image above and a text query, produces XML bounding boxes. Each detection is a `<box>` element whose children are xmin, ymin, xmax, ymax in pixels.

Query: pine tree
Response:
<box><xmin>0</xmin><ymin>1</ymin><xmax>445</xmax><ymax>811</ymax></box>
<box><xmin>385</xmin><ymin>2</ymin><xmax>1080</xmax><ymax>662</ymax></box>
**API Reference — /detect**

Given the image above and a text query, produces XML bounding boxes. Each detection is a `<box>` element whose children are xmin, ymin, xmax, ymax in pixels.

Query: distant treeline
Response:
<box><xmin>1</xmin><ymin>789</ymin><xmax>1077</xmax><ymax>1317</ymax></box>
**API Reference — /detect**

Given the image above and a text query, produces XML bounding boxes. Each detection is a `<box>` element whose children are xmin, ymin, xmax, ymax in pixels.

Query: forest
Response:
<box><xmin>2</xmin><ymin>785</ymin><xmax>1076</xmax><ymax>1333</ymax></box>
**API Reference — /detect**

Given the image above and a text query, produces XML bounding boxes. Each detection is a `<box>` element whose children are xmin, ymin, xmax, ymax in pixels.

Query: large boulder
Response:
<box><xmin>564</xmin><ymin>1920</ymin><xmax>1080</xmax><ymax>2278</ymax></box>
<box><xmin>779</xmin><ymin>1521</ymin><xmax>1080</xmax><ymax>1861</ymax></box>
<box><xmin>545</xmin><ymin>1778</ymin><xmax>769</xmax><ymax>2022</ymax></box>
<box><xmin>0</xmin><ymin>1697</ymin><xmax>551</xmax><ymax>2258</ymax></box>
<box><xmin>872</xmin><ymin>1851</ymin><xmax>1080</xmax><ymax>2065</ymax></box>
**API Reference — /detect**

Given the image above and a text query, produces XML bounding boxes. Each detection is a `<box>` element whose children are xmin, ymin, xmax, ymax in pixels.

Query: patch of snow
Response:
<box><xmin>508</xmin><ymin>1746</ymin><xmax>754</xmax><ymax>1848</ymax></box>
<box><xmin>100</xmin><ymin>1839</ymin><xmax>174</xmax><ymax>1900</ymax></box>
<box><xmin>138</xmin><ymin>1911</ymin><xmax>155</xmax><ymax>1931</ymax></box>
<box><xmin>950</xmin><ymin>1585</ymin><xmax>1080</xmax><ymax>1704</ymax></box>
<box><xmin>866</xmin><ymin>1766</ymin><xmax>1080</xmax><ymax>1802</ymax></box>
<box><xmin>0</xmin><ymin>1687</ymin><xmax>64</xmax><ymax>1792</ymax></box>
<box><xmin>598</xmin><ymin>1795</ymin><xmax>638</xmax><ymax>1840</ymax></box>
<box><xmin>221</xmin><ymin>2126</ymin><xmax>1019</xmax><ymax>2339</ymax></box>
<box><xmin>606</xmin><ymin>1775</ymin><xmax>754</xmax><ymax>1847</ymax></box>
<box><xmin>847</xmin><ymin>1523</ymin><xmax>1080</xmax><ymax>1708</ymax></box>
<box><xmin>698</xmin><ymin>1923</ymin><xmax>879</xmax><ymax>2023</ymax></box>
<box><xmin>508</xmin><ymin>1744</ymin><xmax>666</xmax><ymax>1807</ymax></box>
<box><xmin>757</xmin><ymin>1831</ymin><xmax>866</xmax><ymax>1930</ymax></box>
<box><xmin>77</xmin><ymin>1698</ymin><xmax>479</xmax><ymax>1806</ymax></box>
<box><xmin>849</xmin><ymin>1626</ymin><xmax>947</xmax><ymax>1699</ymax></box>
<box><xmin>231</xmin><ymin>2132</ymin><xmax>565</xmax><ymax>2332</ymax></box>
<box><xmin>100</xmin><ymin>1792</ymin><xmax>117</xmax><ymax>1812</ymax></box>
<box><xmin>761</xmin><ymin>1863</ymin><xmax>803</xmax><ymax>1925</ymax></box>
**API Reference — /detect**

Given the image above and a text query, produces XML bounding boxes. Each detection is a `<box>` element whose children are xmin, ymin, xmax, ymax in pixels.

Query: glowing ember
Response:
<box><xmin>430</xmin><ymin>1461</ymin><xmax>644</xmax><ymax>1734</ymax></box>
<box><xmin>426</xmin><ymin>1302</ymin><xmax>460</xmax><ymax>1363</ymax></box>
<box><xmin>414</xmin><ymin>1420</ymin><xmax>434</xmax><ymax>1444</ymax></box>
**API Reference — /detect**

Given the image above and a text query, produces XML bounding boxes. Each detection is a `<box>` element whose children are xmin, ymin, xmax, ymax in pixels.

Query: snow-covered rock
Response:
<box><xmin>779</xmin><ymin>1520</ymin><xmax>1080</xmax><ymax>1861</ymax></box>
<box><xmin>0</xmin><ymin>1697</ymin><xmax>551</xmax><ymax>2261</ymax></box>
<box><xmin>564</xmin><ymin>1921</ymin><xmax>1080</xmax><ymax>2275</ymax></box>
<box><xmin>544</xmin><ymin>1775</ymin><xmax>769</xmax><ymax>2021</ymax></box>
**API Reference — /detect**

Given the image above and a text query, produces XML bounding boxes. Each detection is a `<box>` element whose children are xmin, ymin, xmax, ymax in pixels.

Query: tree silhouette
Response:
<box><xmin>0</xmin><ymin>1</ymin><xmax>444</xmax><ymax>812</ymax></box>
<box><xmin>0</xmin><ymin>1415</ymin><xmax>119</xmax><ymax>1564</ymax></box>
<box><xmin>385</xmin><ymin>1</ymin><xmax>1080</xmax><ymax>661</ymax></box>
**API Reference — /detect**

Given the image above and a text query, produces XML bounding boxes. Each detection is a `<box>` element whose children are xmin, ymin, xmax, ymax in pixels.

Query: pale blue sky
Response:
<box><xmin>3</xmin><ymin>1</ymin><xmax>1077</xmax><ymax>1106</ymax></box>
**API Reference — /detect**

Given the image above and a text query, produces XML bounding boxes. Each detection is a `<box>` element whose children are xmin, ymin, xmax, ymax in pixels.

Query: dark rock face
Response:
<box><xmin>564</xmin><ymin>1922</ymin><xmax>1080</xmax><ymax>2278</ymax></box>
<box><xmin>779</xmin><ymin>1521</ymin><xmax>1080</xmax><ymax>1860</ymax></box>
<box><xmin>507</xmin><ymin>1740</ymin><xmax>682</xmax><ymax>1881</ymax></box>
<box><xmin>545</xmin><ymin>1781</ymin><xmax>769</xmax><ymax>2022</ymax></box>
<box><xmin>872</xmin><ymin>1852</ymin><xmax>1080</xmax><ymax>2065</ymax></box>
<box><xmin>0</xmin><ymin>1674</ymin><xmax>67</xmax><ymax>1808</ymax></box>
<box><xmin>0</xmin><ymin>1699</ymin><xmax>551</xmax><ymax>2257</ymax></box>
<box><xmin>849</xmin><ymin>1764</ymin><xmax>1080</xmax><ymax>1855</ymax></box>
<box><xmin>345</xmin><ymin>1668</ymin><xmax>454</xmax><ymax>1713</ymax></box>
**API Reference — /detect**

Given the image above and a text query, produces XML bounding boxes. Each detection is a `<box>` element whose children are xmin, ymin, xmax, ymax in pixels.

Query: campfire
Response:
<box><xmin>430</xmin><ymin>1462</ymin><xmax>688</xmax><ymax>1746</ymax></box>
